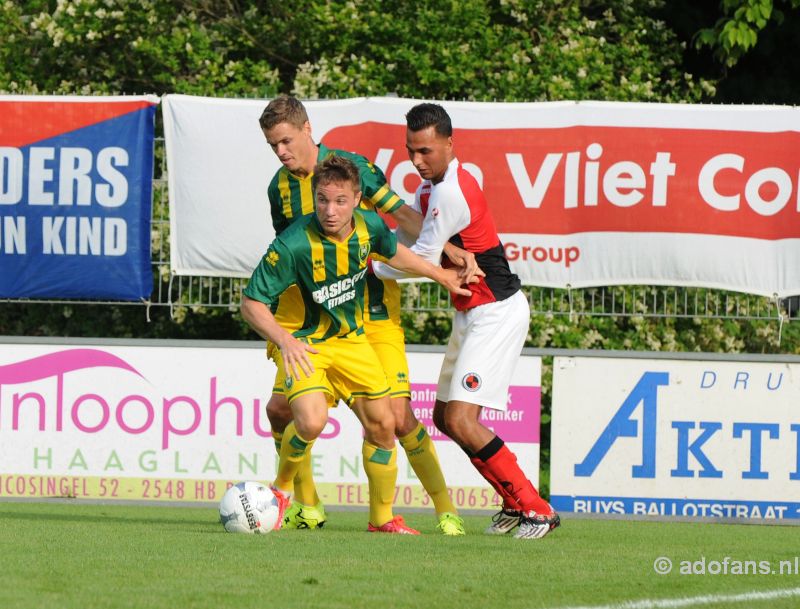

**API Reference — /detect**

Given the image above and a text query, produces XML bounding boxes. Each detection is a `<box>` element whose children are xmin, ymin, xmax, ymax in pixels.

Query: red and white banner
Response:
<box><xmin>164</xmin><ymin>95</ymin><xmax>800</xmax><ymax>297</ymax></box>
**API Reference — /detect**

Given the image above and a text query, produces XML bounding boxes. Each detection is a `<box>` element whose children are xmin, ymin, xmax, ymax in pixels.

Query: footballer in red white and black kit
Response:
<box><xmin>386</xmin><ymin>157</ymin><xmax>529</xmax><ymax>409</ymax></box>
<box><xmin>374</xmin><ymin>102</ymin><xmax>560</xmax><ymax>539</ymax></box>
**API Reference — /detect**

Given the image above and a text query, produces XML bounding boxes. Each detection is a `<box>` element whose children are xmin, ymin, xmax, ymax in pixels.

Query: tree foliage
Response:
<box><xmin>286</xmin><ymin>0</ymin><xmax>713</xmax><ymax>102</ymax></box>
<box><xmin>694</xmin><ymin>0</ymin><xmax>800</xmax><ymax>67</ymax></box>
<box><xmin>1</xmin><ymin>0</ymin><xmax>713</xmax><ymax>102</ymax></box>
<box><xmin>0</xmin><ymin>0</ymin><xmax>281</xmax><ymax>96</ymax></box>
<box><xmin>0</xmin><ymin>0</ymin><xmax>794</xmax><ymax>360</ymax></box>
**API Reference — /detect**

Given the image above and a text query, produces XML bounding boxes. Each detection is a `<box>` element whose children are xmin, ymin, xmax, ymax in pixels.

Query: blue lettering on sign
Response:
<box><xmin>670</xmin><ymin>421</ymin><xmax>723</xmax><ymax>478</ymax></box>
<box><xmin>550</xmin><ymin>494</ymin><xmax>800</xmax><ymax>519</ymax></box>
<box><xmin>699</xmin><ymin>369</ymin><xmax>784</xmax><ymax>391</ymax></box>
<box><xmin>767</xmin><ymin>372</ymin><xmax>783</xmax><ymax>390</ymax></box>
<box><xmin>700</xmin><ymin>370</ymin><xmax>716</xmax><ymax>388</ymax></box>
<box><xmin>574</xmin><ymin>372</ymin><xmax>669</xmax><ymax>478</ymax></box>
<box><xmin>574</xmin><ymin>371</ymin><xmax>800</xmax><ymax>483</ymax></box>
<box><xmin>789</xmin><ymin>424</ymin><xmax>800</xmax><ymax>481</ymax></box>
<box><xmin>733</xmin><ymin>423</ymin><xmax>780</xmax><ymax>480</ymax></box>
<box><xmin>734</xmin><ymin>371</ymin><xmax>749</xmax><ymax>390</ymax></box>
<box><xmin>0</xmin><ymin>103</ymin><xmax>154</xmax><ymax>300</ymax></box>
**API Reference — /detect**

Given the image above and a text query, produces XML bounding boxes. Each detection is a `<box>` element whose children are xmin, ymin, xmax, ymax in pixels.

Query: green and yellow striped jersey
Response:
<box><xmin>245</xmin><ymin>208</ymin><xmax>397</xmax><ymax>342</ymax></box>
<box><xmin>269</xmin><ymin>143</ymin><xmax>404</xmax><ymax>235</ymax></box>
<box><xmin>267</xmin><ymin>142</ymin><xmax>405</xmax><ymax>323</ymax></box>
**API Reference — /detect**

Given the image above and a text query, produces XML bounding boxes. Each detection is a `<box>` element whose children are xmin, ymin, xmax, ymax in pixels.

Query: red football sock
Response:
<box><xmin>476</xmin><ymin>436</ymin><xmax>551</xmax><ymax>514</ymax></box>
<box><xmin>470</xmin><ymin>456</ymin><xmax>522</xmax><ymax>511</ymax></box>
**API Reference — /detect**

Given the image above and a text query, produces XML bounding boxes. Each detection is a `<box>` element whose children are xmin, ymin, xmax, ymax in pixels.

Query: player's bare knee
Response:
<box><xmin>377</xmin><ymin>413</ymin><xmax>396</xmax><ymax>438</ymax></box>
<box><xmin>294</xmin><ymin>417</ymin><xmax>326</xmax><ymax>440</ymax></box>
<box><xmin>266</xmin><ymin>394</ymin><xmax>293</xmax><ymax>430</ymax></box>
<box><xmin>442</xmin><ymin>408</ymin><xmax>472</xmax><ymax>443</ymax></box>
<box><xmin>362</xmin><ymin>407</ymin><xmax>395</xmax><ymax>447</ymax></box>
<box><xmin>394</xmin><ymin>419</ymin><xmax>417</xmax><ymax>438</ymax></box>
<box><xmin>365</xmin><ymin>425</ymin><xmax>395</xmax><ymax>449</ymax></box>
<box><xmin>393</xmin><ymin>400</ymin><xmax>418</xmax><ymax>437</ymax></box>
<box><xmin>367</xmin><ymin>413</ymin><xmax>395</xmax><ymax>446</ymax></box>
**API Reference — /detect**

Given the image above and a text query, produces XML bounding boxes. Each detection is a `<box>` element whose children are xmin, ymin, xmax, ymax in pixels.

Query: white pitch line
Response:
<box><xmin>554</xmin><ymin>587</ymin><xmax>800</xmax><ymax>609</ymax></box>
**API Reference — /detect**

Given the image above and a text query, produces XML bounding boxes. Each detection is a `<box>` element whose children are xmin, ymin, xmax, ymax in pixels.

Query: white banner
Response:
<box><xmin>163</xmin><ymin>95</ymin><xmax>800</xmax><ymax>297</ymax></box>
<box><xmin>0</xmin><ymin>340</ymin><xmax>540</xmax><ymax>510</ymax></box>
<box><xmin>550</xmin><ymin>356</ymin><xmax>800</xmax><ymax>520</ymax></box>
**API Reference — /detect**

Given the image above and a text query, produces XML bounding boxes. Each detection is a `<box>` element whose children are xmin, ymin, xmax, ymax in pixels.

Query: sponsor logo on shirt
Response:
<box><xmin>312</xmin><ymin>267</ymin><xmax>368</xmax><ymax>308</ymax></box>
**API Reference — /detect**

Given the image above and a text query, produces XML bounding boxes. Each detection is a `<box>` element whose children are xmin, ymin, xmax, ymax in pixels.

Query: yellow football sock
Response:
<box><xmin>293</xmin><ymin>450</ymin><xmax>320</xmax><ymax>507</ymax></box>
<box><xmin>272</xmin><ymin>430</ymin><xmax>320</xmax><ymax>506</ymax></box>
<box><xmin>362</xmin><ymin>440</ymin><xmax>397</xmax><ymax>527</ymax></box>
<box><xmin>274</xmin><ymin>422</ymin><xmax>316</xmax><ymax>495</ymax></box>
<box><xmin>399</xmin><ymin>423</ymin><xmax>457</xmax><ymax>515</ymax></box>
<box><xmin>271</xmin><ymin>430</ymin><xmax>283</xmax><ymax>455</ymax></box>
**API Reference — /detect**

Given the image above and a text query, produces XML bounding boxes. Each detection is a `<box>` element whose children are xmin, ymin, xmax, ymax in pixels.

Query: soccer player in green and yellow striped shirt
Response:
<box><xmin>258</xmin><ymin>95</ymin><xmax>468</xmax><ymax>535</ymax></box>
<box><xmin>242</xmin><ymin>155</ymin><xmax>472</xmax><ymax>533</ymax></box>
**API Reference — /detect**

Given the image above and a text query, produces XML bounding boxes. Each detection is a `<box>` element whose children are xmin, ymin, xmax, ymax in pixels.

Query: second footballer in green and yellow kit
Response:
<box><xmin>256</xmin><ymin>95</ymin><xmax>467</xmax><ymax>535</ymax></box>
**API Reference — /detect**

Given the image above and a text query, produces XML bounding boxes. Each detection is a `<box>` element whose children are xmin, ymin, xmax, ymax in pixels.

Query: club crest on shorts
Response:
<box><xmin>461</xmin><ymin>372</ymin><xmax>481</xmax><ymax>392</ymax></box>
<box><xmin>284</xmin><ymin>375</ymin><xmax>294</xmax><ymax>390</ymax></box>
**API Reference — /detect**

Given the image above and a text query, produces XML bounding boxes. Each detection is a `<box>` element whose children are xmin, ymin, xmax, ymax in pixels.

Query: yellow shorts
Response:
<box><xmin>274</xmin><ymin>332</ymin><xmax>390</xmax><ymax>407</ymax></box>
<box><xmin>268</xmin><ymin>284</ymin><xmax>305</xmax><ymax>393</ymax></box>
<box><xmin>363</xmin><ymin>318</ymin><xmax>410</xmax><ymax>400</ymax></box>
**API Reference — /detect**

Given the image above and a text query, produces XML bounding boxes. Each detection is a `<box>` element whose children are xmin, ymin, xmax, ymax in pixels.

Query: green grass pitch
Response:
<box><xmin>1</xmin><ymin>501</ymin><xmax>798</xmax><ymax>609</ymax></box>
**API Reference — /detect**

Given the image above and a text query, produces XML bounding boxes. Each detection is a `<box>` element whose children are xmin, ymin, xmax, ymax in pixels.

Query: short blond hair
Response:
<box><xmin>258</xmin><ymin>95</ymin><xmax>308</xmax><ymax>130</ymax></box>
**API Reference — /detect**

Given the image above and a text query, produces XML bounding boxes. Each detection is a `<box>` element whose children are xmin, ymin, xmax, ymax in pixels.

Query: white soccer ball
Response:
<box><xmin>219</xmin><ymin>481</ymin><xmax>281</xmax><ymax>534</ymax></box>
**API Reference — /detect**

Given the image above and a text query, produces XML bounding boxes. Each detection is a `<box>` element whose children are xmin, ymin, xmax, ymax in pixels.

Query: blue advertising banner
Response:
<box><xmin>550</xmin><ymin>356</ymin><xmax>800</xmax><ymax>521</ymax></box>
<box><xmin>0</xmin><ymin>95</ymin><xmax>158</xmax><ymax>300</ymax></box>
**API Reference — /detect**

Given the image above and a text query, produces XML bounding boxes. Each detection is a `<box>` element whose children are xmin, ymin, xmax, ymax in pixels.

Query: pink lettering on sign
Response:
<box><xmin>409</xmin><ymin>383</ymin><xmax>540</xmax><ymax>443</ymax></box>
<box><xmin>0</xmin><ymin>349</ymin><xmax>143</xmax><ymax>384</ymax></box>
<box><xmin>1</xmin><ymin>349</ymin><xmax>272</xmax><ymax>447</ymax></box>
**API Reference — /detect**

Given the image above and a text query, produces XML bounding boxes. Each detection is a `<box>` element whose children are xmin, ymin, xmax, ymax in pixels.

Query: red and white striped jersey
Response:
<box><xmin>374</xmin><ymin>157</ymin><xmax>520</xmax><ymax>311</ymax></box>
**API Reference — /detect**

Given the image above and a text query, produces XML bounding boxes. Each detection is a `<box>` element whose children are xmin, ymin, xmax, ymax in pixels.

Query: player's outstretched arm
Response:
<box><xmin>384</xmin><ymin>243</ymin><xmax>474</xmax><ymax>297</ymax></box>
<box><xmin>241</xmin><ymin>296</ymin><xmax>318</xmax><ymax>379</ymax></box>
<box><xmin>390</xmin><ymin>203</ymin><xmax>424</xmax><ymax>237</ymax></box>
